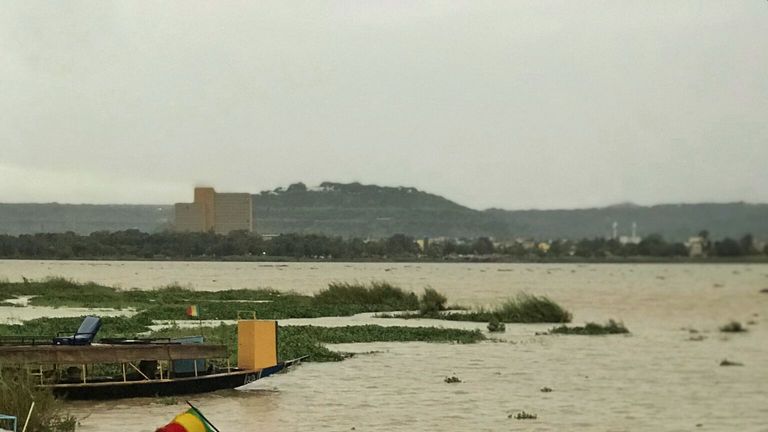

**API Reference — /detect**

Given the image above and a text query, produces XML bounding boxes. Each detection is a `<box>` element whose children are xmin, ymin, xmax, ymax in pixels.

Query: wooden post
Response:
<box><xmin>226</xmin><ymin>358</ymin><xmax>231</xmax><ymax>373</ymax></box>
<box><xmin>122</xmin><ymin>363</ymin><xmax>127</xmax><ymax>382</ymax></box>
<box><xmin>82</xmin><ymin>364</ymin><xmax>86</xmax><ymax>384</ymax></box>
<box><xmin>39</xmin><ymin>365</ymin><xmax>43</xmax><ymax>385</ymax></box>
<box><xmin>193</xmin><ymin>359</ymin><xmax>198</xmax><ymax>377</ymax></box>
<box><xmin>159</xmin><ymin>361</ymin><xmax>163</xmax><ymax>380</ymax></box>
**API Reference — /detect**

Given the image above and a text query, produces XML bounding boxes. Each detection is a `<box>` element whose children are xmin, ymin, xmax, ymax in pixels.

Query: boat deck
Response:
<box><xmin>0</xmin><ymin>343</ymin><xmax>227</xmax><ymax>364</ymax></box>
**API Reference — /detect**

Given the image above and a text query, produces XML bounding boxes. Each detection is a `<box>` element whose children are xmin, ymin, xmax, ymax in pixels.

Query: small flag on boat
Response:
<box><xmin>155</xmin><ymin>408</ymin><xmax>214</xmax><ymax>432</ymax></box>
<box><xmin>186</xmin><ymin>305</ymin><xmax>199</xmax><ymax>318</ymax></box>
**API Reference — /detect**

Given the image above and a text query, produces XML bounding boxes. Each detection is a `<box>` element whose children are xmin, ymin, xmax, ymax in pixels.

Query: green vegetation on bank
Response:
<box><xmin>0</xmin><ymin>278</ymin><xmax>489</xmax><ymax>365</ymax></box>
<box><xmin>548</xmin><ymin>320</ymin><xmax>629</xmax><ymax>335</ymax></box>
<box><xmin>0</xmin><ymin>370</ymin><xmax>76</xmax><ymax>432</ymax></box>
<box><xmin>0</xmin><ymin>278</ymin><xmax>427</xmax><ymax>321</ymax></box>
<box><xmin>0</xmin><ymin>227</ymin><xmax>766</xmax><ymax>262</ymax></box>
<box><xmin>2</xmin><ymin>278</ymin><xmax>572</xmax><ymax>325</ymax></box>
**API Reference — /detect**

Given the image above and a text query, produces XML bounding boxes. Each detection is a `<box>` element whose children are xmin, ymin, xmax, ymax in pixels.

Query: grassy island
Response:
<box><xmin>0</xmin><ymin>278</ymin><xmax>488</xmax><ymax>365</ymax></box>
<box><xmin>378</xmin><ymin>294</ymin><xmax>572</xmax><ymax>324</ymax></box>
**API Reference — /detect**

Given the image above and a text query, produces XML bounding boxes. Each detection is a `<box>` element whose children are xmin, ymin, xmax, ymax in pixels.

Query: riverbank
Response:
<box><xmin>2</xmin><ymin>255</ymin><xmax>768</xmax><ymax>263</ymax></box>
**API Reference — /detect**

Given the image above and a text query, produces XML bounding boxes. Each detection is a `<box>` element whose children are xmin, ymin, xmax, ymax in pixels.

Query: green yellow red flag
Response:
<box><xmin>185</xmin><ymin>305</ymin><xmax>199</xmax><ymax>318</ymax></box>
<box><xmin>155</xmin><ymin>408</ymin><xmax>213</xmax><ymax>432</ymax></box>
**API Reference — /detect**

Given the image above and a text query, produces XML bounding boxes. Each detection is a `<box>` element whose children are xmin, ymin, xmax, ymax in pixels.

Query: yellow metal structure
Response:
<box><xmin>237</xmin><ymin>320</ymin><xmax>278</xmax><ymax>370</ymax></box>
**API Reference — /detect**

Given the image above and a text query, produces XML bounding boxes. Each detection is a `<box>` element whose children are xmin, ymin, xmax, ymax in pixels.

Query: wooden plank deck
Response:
<box><xmin>0</xmin><ymin>343</ymin><xmax>228</xmax><ymax>364</ymax></box>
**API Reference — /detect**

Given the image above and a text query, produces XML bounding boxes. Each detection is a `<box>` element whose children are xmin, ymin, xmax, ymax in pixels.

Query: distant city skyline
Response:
<box><xmin>1</xmin><ymin>2</ymin><xmax>766</xmax><ymax>210</ymax></box>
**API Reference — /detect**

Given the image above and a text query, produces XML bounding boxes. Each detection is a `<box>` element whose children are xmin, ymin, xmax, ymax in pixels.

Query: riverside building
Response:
<box><xmin>174</xmin><ymin>187</ymin><xmax>253</xmax><ymax>234</ymax></box>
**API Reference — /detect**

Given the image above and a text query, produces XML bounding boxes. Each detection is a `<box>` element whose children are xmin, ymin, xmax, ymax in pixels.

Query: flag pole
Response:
<box><xmin>197</xmin><ymin>305</ymin><xmax>203</xmax><ymax>337</ymax></box>
<box><xmin>186</xmin><ymin>401</ymin><xmax>221</xmax><ymax>432</ymax></box>
<box><xmin>198</xmin><ymin>312</ymin><xmax>203</xmax><ymax>337</ymax></box>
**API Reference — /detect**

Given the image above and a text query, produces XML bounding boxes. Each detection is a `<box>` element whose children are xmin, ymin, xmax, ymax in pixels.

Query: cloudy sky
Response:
<box><xmin>1</xmin><ymin>1</ymin><xmax>766</xmax><ymax>210</ymax></box>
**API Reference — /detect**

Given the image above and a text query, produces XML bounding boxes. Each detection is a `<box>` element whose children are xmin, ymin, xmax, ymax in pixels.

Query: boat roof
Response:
<box><xmin>0</xmin><ymin>343</ymin><xmax>228</xmax><ymax>364</ymax></box>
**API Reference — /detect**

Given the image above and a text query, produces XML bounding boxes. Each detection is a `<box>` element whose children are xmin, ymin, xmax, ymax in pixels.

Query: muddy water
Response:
<box><xmin>1</xmin><ymin>260</ymin><xmax>767</xmax><ymax>431</ymax></box>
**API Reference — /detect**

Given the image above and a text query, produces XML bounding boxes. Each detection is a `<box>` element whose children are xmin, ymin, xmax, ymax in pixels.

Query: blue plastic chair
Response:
<box><xmin>0</xmin><ymin>413</ymin><xmax>17</xmax><ymax>432</ymax></box>
<box><xmin>53</xmin><ymin>316</ymin><xmax>102</xmax><ymax>345</ymax></box>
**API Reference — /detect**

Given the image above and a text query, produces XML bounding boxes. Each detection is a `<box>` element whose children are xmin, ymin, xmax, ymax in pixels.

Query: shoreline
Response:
<box><xmin>1</xmin><ymin>256</ymin><xmax>767</xmax><ymax>264</ymax></box>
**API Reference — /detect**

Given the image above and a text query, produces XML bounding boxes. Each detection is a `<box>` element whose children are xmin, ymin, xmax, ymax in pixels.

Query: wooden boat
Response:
<box><xmin>0</xmin><ymin>320</ymin><xmax>306</xmax><ymax>400</ymax></box>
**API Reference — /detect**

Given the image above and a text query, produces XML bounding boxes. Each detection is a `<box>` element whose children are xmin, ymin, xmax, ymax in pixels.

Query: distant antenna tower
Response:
<box><xmin>612</xmin><ymin>221</ymin><xmax>618</xmax><ymax>240</ymax></box>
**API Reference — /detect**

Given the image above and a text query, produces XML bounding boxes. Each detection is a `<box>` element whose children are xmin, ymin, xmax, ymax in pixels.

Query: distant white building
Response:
<box><xmin>618</xmin><ymin>222</ymin><xmax>641</xmax><ymax>245</ymax></box>
<box><xmin>686</xmin><ymin>236</ymin><xmax>707</xmax><ymax>257</ymax></box>
<box><xmin>619</xmin><ymin>235</ymin><xmax>641</xmax><ymax>245</ymax></box>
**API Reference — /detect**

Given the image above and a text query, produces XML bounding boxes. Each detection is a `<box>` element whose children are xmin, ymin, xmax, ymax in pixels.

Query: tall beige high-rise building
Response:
<box><xmin>174</xmin><ymin>187</ymin><xmax>253</xmax><ymax>234</ymax></box>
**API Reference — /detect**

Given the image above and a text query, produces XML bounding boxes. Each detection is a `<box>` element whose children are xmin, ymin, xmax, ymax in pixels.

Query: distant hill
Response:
<box><xmin>252</xmin><ymin>182</ymin><xmax>511</xmax><ymax>239</ymax></box>
<box><xmin>484</xmin><ymin>202</ymin><xmax>768</xmax><ymax>241</ymax></box>
<box><xmin>0</xmin><ymin>203</ymin><xmax>173</xmax><ymax>236</ymax></box>
<box><xmin>1</xmin><ymin>182</ymin><xmax>766</xmax><ymax>241</ymax></box>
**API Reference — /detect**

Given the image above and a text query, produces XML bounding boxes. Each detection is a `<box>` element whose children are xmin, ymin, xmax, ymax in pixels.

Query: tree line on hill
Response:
<box><xmin>0</xmin><ymin>230</ymin><xmax>764</xmax><ymax>261</ymax></box>
<box><xmin>3</xmin><ymin>184</ymin><xmax>768</xmax><ymax>241</ymax></box>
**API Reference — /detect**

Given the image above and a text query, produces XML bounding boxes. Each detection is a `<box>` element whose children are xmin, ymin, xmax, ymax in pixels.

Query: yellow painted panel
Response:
<box><xmin>237</xmin><ymin>320</ymin><xmax>277</xmax><ymax>370</ymax></box>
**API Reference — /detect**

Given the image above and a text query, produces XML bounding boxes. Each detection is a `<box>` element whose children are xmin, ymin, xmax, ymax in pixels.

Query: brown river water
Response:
<box><xmin>1</xmin><ymin>260</ymin><xmax>767</xmax><ymax>431</ymax></box>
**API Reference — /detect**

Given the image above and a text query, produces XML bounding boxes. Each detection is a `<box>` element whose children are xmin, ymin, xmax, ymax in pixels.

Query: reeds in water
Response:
<box><xmin>0</xmin><ymin>369</ymin><xmax>76</xmax><ymax>432</ymax></box>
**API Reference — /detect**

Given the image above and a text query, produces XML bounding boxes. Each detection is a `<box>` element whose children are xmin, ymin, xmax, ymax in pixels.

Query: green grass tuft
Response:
<box><xmin>384</xmin><ymin>294</ymin><xmax>572</xmax><ymax>324</ymax></box>
<box><xmin>314</xmin><ymin>281</ymin><xmax>419</xmax><ymax>311</ymax></box>
<box><xmin>419</xmin><ymin>287</ymin><xmax>447</xmax><ymax>314</ymax></box>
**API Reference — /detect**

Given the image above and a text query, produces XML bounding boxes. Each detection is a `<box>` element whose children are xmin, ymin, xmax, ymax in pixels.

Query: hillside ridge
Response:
<box><xmin>1</xmin><ymin>182</ymin><xmax>766</xmax><ymax>240</ymax></box>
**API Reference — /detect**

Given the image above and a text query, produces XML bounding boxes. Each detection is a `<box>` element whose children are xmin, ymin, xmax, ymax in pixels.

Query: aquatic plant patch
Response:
<box><xmin>380</xmin><ymin>294</ymin><xmax>572</xmax><ymax>323</ymax></box>
<box><xmin>719</xmin><ymin>321</ymin><xmax>747</xmax><ymax>333</ymax></box>
<box><xmin>487</xmin><ymin>317</ymin><xmax>506</xmax><ymax>332</ymax></box>
<box><xmin>548</xmin><ymin>319</ymin><xmax>629</xmax><ymax>335</ymax></box>
<box><xmin>314</xmin><ymin>281</ymin><xmax>419</xmax><ymax>310</ymax></box>
<box><xmin>0</xmin><ymin>278</ymin><xmax>429</xmax><ymax>320</ymax></box>
<box><xmin>146</xmin><ymin>323</ymin><xmax>485</xmax><ymax>364</ymax></box>
<box><xmin>510</xmin><ymin>411</ymin><xmax>537</xmax><ymax>420</ymax></box>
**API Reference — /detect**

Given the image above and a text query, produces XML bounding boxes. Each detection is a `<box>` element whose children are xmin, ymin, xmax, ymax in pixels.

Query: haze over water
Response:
<box><xmin>1</xmin><ymin>260</ymin><xmax>767</xmax><ymax>430</ymax></box>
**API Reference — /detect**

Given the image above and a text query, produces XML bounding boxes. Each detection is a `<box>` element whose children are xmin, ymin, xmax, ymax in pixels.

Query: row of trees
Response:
<box><xmin>0</xmin><ymin>229</ymin><xmax>765</xmax><ymax>260</ymax></box>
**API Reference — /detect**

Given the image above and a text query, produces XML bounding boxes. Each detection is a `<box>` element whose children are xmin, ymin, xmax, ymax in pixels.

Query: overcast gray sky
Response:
<box><xmin>1</xmin><ymin>1</ymin><xmax>766</xmax><ymax>210</ymax></box>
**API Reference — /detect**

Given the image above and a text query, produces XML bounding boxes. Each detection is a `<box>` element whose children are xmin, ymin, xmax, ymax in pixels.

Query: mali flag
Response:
<box><xmin>186</xmin><ymin>305</ymin><xmax>199</xmax><ymax>318</ymax></box>
<box><xmin>156</xmin><ymin>408</ymin><xmax>214</xmax><ymax>432</ymax></box>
